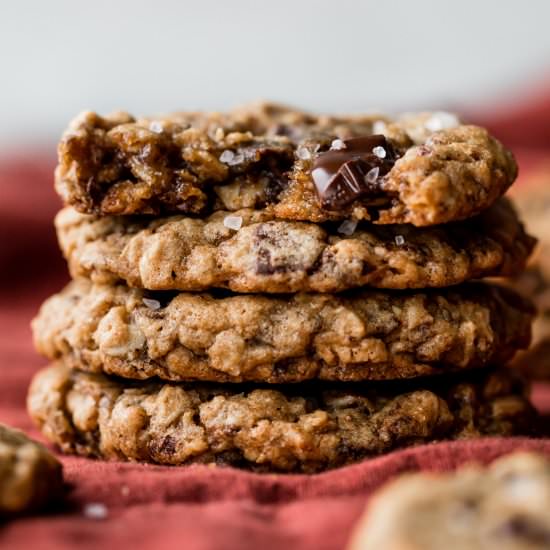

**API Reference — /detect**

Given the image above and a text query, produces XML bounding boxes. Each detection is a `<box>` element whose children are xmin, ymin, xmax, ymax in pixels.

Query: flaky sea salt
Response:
<box><xmin>149</xmin><ymin>121</ymin><xmax>164</xmax><ymax>133</ymax></box>
<box><xmin>364</xmin><ymin>166</ymin><xmax>380</xmax><ymax>184</ymax></box>
<box><xmin>425</xmin><ymin>112</ymin><xmax>460</xmax><ymax>132</ymax></box>
<box><xmin>395</xmin><ymin>235</ymin><xmax>405</xmax><ymax>245</ymax></box>
<box><xmin>223</xmin><ymin>215</ymin><xmax>243</xmax><ymax>230</ymax></box>
<box><xmin>84</xmin><ymin>503</ymin><xmax>108</xmax><ymax>520</ymax></box>
<box><xmin>330</xmin><ymin>139</ymin><xmax>346</xmax><ymax>150</ymax></box>
<box><xmin>373</xmin><ymin>120</ymin><xmax>387</xmax><ymax>135</ymax></box>
<box><xmin>142</xmin><ymin>297</ymin><xmax>161</xmax><ymax>310</ymax></box>
<box><xmin>337</xmin><ymin>219</ymin><xmax>358</xmax><ymax>236</ymax></box>
<box><xmin>372</xmin><ymin>146</ymin><xmax>386</xmax><ymax>159</ymax></box>
<box><xmin>219</xmin><ymin>150</ymin><xmax>245</xmax><ymax>166</ymax></box>
<box><xmin>296</xmin><ymin>146</ymin><xmax>311</xmax><ymax>160</ymax></box>
<box><xmin>219</xmin><ymin>150</ymin><xmax>235</xmax><ymax>164</ymax></box>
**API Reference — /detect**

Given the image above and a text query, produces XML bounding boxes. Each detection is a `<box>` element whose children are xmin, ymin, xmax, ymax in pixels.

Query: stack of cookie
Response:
<box><xmin>28</xmin><ymin>104</ymin><xmax>538</xmax><ymax>473</ymax></box>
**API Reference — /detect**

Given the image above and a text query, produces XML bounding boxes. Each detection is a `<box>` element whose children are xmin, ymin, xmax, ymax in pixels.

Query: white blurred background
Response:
<box><xmin>1</xmin><ymin>0</ymin><xmax>549</xmax><ymax>148</ymax></box>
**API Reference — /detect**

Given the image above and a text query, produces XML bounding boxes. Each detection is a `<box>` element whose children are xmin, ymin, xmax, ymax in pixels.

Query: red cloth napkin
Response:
<box><xmin>1</xmin><ymin>96</ymin><xmax>550</xmax><ymax>549</ymax></box>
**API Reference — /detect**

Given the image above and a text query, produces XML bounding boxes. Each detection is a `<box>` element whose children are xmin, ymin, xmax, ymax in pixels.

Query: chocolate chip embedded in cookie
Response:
<box><xmin>27</xmin><ymin>363</ymin><xmax>536</xmax><ymax>473</ymax></box>
<box><xmin>0</xmin><ymin>423</ymin><xmax>63</xmax><ymax>514</ymax></box>
<box><xmin>54</xmin><ymin>198</ymin><xmax>535</xmax><ymax>293</ymax></box>
<box><xmin>348</xmin><ymin>452</ymin><xmax>550</xmax><ymax>550</ymax></box>
<box><xmin>54</xmin><ymin>105</ymin><xmax>517</xmax><ymax>226</ymax></box>
<box><xmin>31</xmin><ymin>280</ymin><xmax>533</xmax><ymax>383</ymax></box>
<box><xmin>310</xmin><ymin>135</ymin><xmax>399</xmax><ymax>209</ymax></box>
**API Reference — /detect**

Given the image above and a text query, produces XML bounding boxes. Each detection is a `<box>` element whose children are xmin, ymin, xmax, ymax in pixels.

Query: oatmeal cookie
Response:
<box><xmin>28</xmin><ymin>363</ymin><xmax>535</xmax><ymax>473</ymax></box>
<box><xmin>55</xmin><ymin>198</ymin><xmax>535</xmax><ymax>293</ymax></box>
<box><xmin>349</xmin><ymin>452</ymin><xmax>550</xmax><ymax>550</ymax></box>
<box><xmin>507</xmin><ymin>180</ymin><xmax>550</xmax><ymax>378</ymax></box>
<box><xmin>31</xmin><ymin>280</ymin><xmax>533</xmax><ymax>383</ymax></box>
<box><xmin>55</xmin><ymin>104</ymin><xmax>517</xmax><ymax>226</ymax></box>
<box><xmin>0</xmin><ymin>423</ymin><xmax>63</xmax><ymax>514</ymax></box>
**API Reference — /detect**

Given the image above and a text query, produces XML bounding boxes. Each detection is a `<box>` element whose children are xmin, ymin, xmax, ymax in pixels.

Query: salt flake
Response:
<box><xmin>330</xmin><ymin>139</ymin><xmax>346</xmax><ymax>150</ymax></box>
<box><xmin>373</xmin><ymin>120</ymin><xmax>387</xmax><ymax>134</ymax></box>
<box><xmin>231</xmin><ymin>153</ymin><xmax>245</xmax><ymax>165</ymax></box>
<box><xmin>395</xmin><ymin>235</ymin><xmax>405</xmax><ymax>246</ymax></box>
<box><xmin>149</xmin><ymin>121</ymin><xmax>164</xmax><ymax>133</ymax></box>
<box><xmin>142</xmin><ymin>298</ymin><xmax>161</xmax><ymax>310</ymax></box>
<box><xmin>84</xmin><ymin>503</ymin><xmax>108</xmax><ymax>520</ymax></box>
<box><xmin>219</xmin><ymin>150</ymin><xmax>235</xmax><ymax>164</ymax></box>
<box><xmin>296</xmin><ymin>146</ymin><xmax>311</xmax><ymax>160</ymax></box>
<box><xmin>364</xmin><ymin>166</ymin><xmax>380</xmax><ymax>184</ymax></box>
<box><xmin>223</xmin><ymin>215</ymin><xmax>243</xmax><ymax>230</ymax></box>
<box><xmin>425</xmin><ymin>112</ymin><xmax>459</xmax><ymax>132</ymax></box>
<box><xmin>220</xmin><ymin>150</ymin><xmax>245</xmax><ymax>166</ymax></box>
<box><xmin>337</xmin><ymin>220</ymin><xmax>358</xmax><ymax>236</ymax></box>
<box><xmin>372</xmin><ymin>146</ymin><xmax>386</xmax><ymax>159</ymax></box>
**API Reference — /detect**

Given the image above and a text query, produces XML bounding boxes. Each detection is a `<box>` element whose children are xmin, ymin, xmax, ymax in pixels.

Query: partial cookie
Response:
<box><xmin>32</xmin><ymin>279</ymin><xmax>533</xmax><ymax>383</ymax></box>
<box><xmin>55</xmin><ymin>198</ymin><xmax>535</xmax><ymax>293</ymax></box>
<box><xmin>55</xmin><ymin>104</ymin><xmax>517</xmax><ymax>226</ymax></box>
<box><xmin>349</xmin><ymin>452</ymin><xmax>550</xmax><ymax>550</ymax></box>
<box><xmin>28</xmin><ymin>363</ymin><xmax>535</xmax><ymax>473</ymax></box>
<box><xmin>509</xmin><ymin>169</ymin><xmax>550</xmax><ymax>276</ymax></box>
<box><xmin>507</xmin><ymin>180</ymin><xmax>550</xmax><ymax>378</ymax></box>
<box><xmin>510</xmin><ymin>266</ymin><xmax>550</xmax><ymax>379</ymax></box>
<box><xmin>0</xmin><ymin>423</ymin><xmax>63</xmax><ymax>514</ymax></box>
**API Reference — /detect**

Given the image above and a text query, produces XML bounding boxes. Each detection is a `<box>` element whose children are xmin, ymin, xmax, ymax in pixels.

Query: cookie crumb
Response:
<box><xmin>373</xmin><ymin>146</ymin><xmax>386</xmax><ymax>159</ymax></box>
<box><xmin>223</xmin><ymin>215</ymin><xmax>243</xmax><ymax>230</ymax></box>
<box><xmin>365</xmin><ymin>167</ymin><xmax>380</xmax><ymax>184</ymax></box>
<box><xmin>330</xmin><ymin>139</ymin><xmax>346</xmax><ymax>151</ymax></box>
<box><xmin>214</xmin><ymin>127</ymin><xmax>225</xmax><ymax>141</ymax></box>
<box><xmin>425</xmin><ymin>112</ymin><xmax>459</xmax><ymax>132</ymax></box>
<box><xmin>395</xmin><ymin>235</ymin><xmax>405</xmax><ymax>246</ymax></box>
<box><xmin>337</xmin><ymin>220</ymin><xmax>358</xmax><ymax>236</ymax></box>
<box><xmin>84</xmin><ymin>502</ymin><xmax>108</xmax><ymax>520</ymax></box>
<box><xmin>142</xmin><ymin>298</ymin><xmax>161</xmax><ymax>310</ymax></box>
<box><xmin>120</xmin><ymin>485</ymin><xmax>130</xmax><ymax>497</ymax></box>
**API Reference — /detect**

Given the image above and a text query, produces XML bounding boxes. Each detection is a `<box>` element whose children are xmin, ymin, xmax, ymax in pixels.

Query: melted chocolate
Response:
<box><xmin>311</xmin><ymin>135</ymin><xmax>398</xmax><ymax>209</ymax></box>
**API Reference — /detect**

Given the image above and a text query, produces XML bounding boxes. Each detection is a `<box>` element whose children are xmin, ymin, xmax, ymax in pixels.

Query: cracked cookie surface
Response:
<box><xmin>55</xmin><ymin>103</ymin><xmax>517</xmax><ymax>226</ymax></box>
<box><xmin>32</xmin><ymin>280</ymin><xmax>533</xmax><ymax>383</ymax></box>
<box><xmin>55</xmin><ymin>198</ymin><xmax>535</xmax><ymax>293</ymax></box>
<box><xmin>0</xmin><ymin>423</ymin><xmax>63</xmax><ymax>514</ymax></box>
<box><xmin>349</xmin><ymin>452</ymin><xmax>550</xmax><ymax>550</ymax></box>
<box><xmin>27</xmin><ymin>363</ymin><xmax>535</xmax><ymax>473</ymax></box>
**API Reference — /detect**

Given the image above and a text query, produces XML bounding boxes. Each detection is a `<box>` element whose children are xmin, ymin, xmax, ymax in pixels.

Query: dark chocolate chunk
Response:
<box><xmin>256</xmin><ymin>248</ymin><xmax>279</xmax><ymax>275</ymax></box>
<box><xmin>254</xmin><ymin>224</ymin><xmax>292</xmax><ymax>275</ymax></box>
<box><xmin>158</xmin><ymin>435</ymin><xmax>177</xmax><ymax>455</ymax></box>
<box><xmin>311</xmin><ymin>135</ymin><xmax>399</xmax><ymax>209</ymax></box>
<box><xmin>495</xmin><ymin>515</ymin><xmax>550</xmax><ymax>544</ymax></box>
